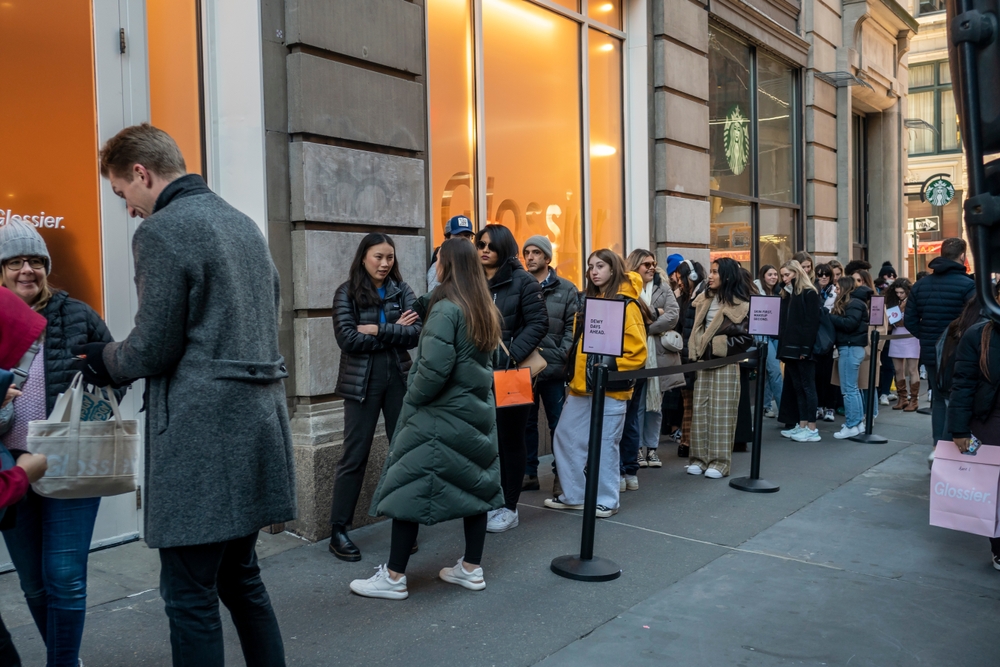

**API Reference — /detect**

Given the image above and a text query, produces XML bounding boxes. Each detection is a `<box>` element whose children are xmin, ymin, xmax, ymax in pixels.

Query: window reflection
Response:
<box><xmin>757</xmin><ymin>53</ymin><xmax>794</xmax><ymax>203</ymax></box>
<box><xmin>589</xmin><ymin>29</ymin><xmax>624</xmax><ymax>258</ymax></box>
<box><xmin>758</xmin><ymin>205</ymin><xmax>795</xmax><ymax>268</ymax></box>
<box><xmin>588</xmin><ymin>1</ymin><xmax>621</xmax><ymax>29</ymax></box>
<box><xmin>709</xmin><ymin>29</ymin><xmax>752</xmax><ymax>196</ymax></box>
<box><xmin>710</xmin><ymin>197</ymin><xmax>753</xmax><ymax>270</ymax></box>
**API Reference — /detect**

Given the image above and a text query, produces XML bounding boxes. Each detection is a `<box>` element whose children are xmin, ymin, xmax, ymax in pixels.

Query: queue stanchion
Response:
<box><xmin>730</xmin><ymin>344</ymin><xmax>779</xmax><ymax>493</ymax></box>
<box><xmin>551</xmin><ymin>362</ymin><xmax>622</xmax><ymax>582</ymax></box>
<box><xmin>850</xmin><ymin>329</ymin><xmax>889</xmax><ymax>444</ymax></box>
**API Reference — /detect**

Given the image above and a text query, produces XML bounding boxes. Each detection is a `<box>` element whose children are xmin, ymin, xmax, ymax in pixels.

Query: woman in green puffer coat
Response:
<box><xmin>350</xmin><ymin>237</ymin><xmax>504</xmax><ymax>601</ymax></box>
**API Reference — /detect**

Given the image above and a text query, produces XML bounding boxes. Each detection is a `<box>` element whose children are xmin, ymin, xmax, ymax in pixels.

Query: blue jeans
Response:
<box><xmin>758</xmin><ymin>337</ymin><xmax>783</xmax><ymax>411</ymax></box>
<box><xmin>620</xmin><ymin>379</ymin><xmax>647</xmax><ymax>476</ymax></box>
<box><xmin>2</xmin><ymin>490</ymin><xmax>100</xmax><ymax>667</ymax></box>
<box><xmin>636</xmin><ymin>382</ymin><xmax>664</xmax><ymax>450</ymax></box>
<box><xmin>524</xmin><ymin>379</ymin><xmax>567</xmax><ymax>477</ymax></box>
<box><xmin>838</xmin><ymin>346</ymin><xmax>866</xmax><ymax>428</ymax></box>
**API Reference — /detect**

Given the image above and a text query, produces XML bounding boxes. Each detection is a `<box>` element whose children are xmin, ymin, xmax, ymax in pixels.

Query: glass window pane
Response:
<box><xmin>939</xmin><ymin>62</ymin><xmax>952</xmax><ymax>84</ymax></box>
<box><xmin>589</xmin><ymin>30</ymin><xmax>624</xmax><ymax>258</ymax></box>
<box><xmin>550</xmin><ymin>0</ymin><xmax>580</xmax><ymax>11</ymax></box>
<box><xmin>710</xmin><ymin>196</ymin><xmax>753</xmax><ymax>271</ymax></box>
<box><xmin>148</xmin><ymin>0</ymin><xmax>204</xmax><ymax>176</ymax></box>
<box><xmin>757</xmin><ymin>53</ymin><xmax>795</xmax><ymax>203</ymax></box>
<box><xmin>940</xmin><ymin>88</ymin><xmax>960</xmax><ymax>151</ymax></box>
<box><xmin>427</xmin><ymin>0</ymin><xmax>478</xmax><ymax>246</ymax></box>
<box><xmin>919</xmin><ymin>0</ymin><xmax>945</xmax><ymax>15</ymax></box>
<box><xmin>0</xmin><ymin>0</ymin><xmax>105</xmax><ymax>314</ymax></box>
<box><xmin>909</xmin><ymin>64</ymin><xmax>935</xmax><ymax>88</ymax></box>
<box><xmin>588</xmin><ymin>1</ymin><xmax>621</xmax><ymax>29</ymax></box>
<box><xmin>483</xmin><ymin>0</ymin><xmax>584</xmax><ymax>285</ymax></box>
<box><xmin>709</xmin><ymin>29</ymin><xmax>753</xmax><ymax>196</ymax></box>
<box><xmin>759</xmin><ymin>205</ymin><xmax>796</xmax><ymax>269</ymax></box>
<box><xmin>908</xmin><ymin>91</ymin><xmax>935</xmax><ymax>154</ymax></box>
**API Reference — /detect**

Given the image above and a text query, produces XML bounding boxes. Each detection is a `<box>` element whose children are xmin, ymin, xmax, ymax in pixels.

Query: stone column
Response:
<box><xmin>265</xmin><ymin>0</ymin><xmax>429</xmax><ymax>542</ymax></box>
<box><xmin>651</xmin><ymin>0</ymin><xmax>711</xmax><ymax>269</ymax></box>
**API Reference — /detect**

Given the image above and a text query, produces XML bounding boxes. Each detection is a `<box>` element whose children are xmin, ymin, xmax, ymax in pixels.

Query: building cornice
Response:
<box><xmin>709</xmin><ymin>0</ymin><xmax>810</xmax><ymax>66</ymax></box>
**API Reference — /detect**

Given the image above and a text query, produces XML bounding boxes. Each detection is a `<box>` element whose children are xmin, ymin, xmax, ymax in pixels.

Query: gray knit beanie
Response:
<box><xmin>522</xmin><ymin>234</ymin><xmax>553</xmax><ymax>261</ymax></box>
<box><xmin>0</xmin><ymin>218</ymin><xmax>51</xmax><ymax>272</ymax></box>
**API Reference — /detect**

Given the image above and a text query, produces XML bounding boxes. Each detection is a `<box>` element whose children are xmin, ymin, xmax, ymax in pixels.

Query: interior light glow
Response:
<box><xmin>598</xmin><ymin>3</ymin><xmax>614</xmax><ymax>12</ymax></box>
<box><xmin>484</xmin><ymin>0</ymin><xmax>554</xmax><ymax>30</ymax></box>
<box><xmin>598</xmin><ymin>43</ymin><xmax>614</xmax><ymax>52</ymax></box>
<box><xmin>591</xmin><ymin>144</ymin><xmax>617</xmax><ymax>157</ymax></box>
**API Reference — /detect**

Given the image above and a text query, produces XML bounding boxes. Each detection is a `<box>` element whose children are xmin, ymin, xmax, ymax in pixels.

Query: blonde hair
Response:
<box><xmin>780</xmin><ymin>260</ymin><xmax>816</xmax><ymax>296</ymax></box>
<box><xmin>1</xmin><ymin>260</ymin><xmax>54</xmax><ymax>311</ymax></box>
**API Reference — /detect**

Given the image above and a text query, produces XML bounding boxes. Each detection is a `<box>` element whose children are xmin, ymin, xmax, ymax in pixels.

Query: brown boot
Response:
<box><xmin>904</xmin><ymin>381</ymin><xmax>920</xmax><ymax>411</ymax></box>
<box><xmin>892</xmin><ymin>384</ymin><xmax>909</xmax><ymax>410</ymax></box>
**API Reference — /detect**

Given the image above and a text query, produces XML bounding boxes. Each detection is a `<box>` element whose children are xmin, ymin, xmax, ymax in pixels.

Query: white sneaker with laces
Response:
<box><xmin>637</xmin><ymin>449</ymin><xmax>648</xmax><ymax>468</ymax></box>
<box><xmin>764</xmin><ymin>409</ymin><xmax>777</xmax><ymax>419</ymax></box>
<box><xmin>544</xmin><ymin>497</ymin><xmax>584</xmax><ymax>510</ymax></box>
<box><xmin>824</xmin><ymin>409</ymin><xmax>835</xmax><ymax>422</ymax></box>
<box><xmin>595</xmin><ymin>505</ymin><xmax>618</xmax><ymax>518</ymax></box>
<box><xmin>792</xmin><ymin>428</ymin><xmax>821</xmax><ymax>442</ymax></box>
<box><xmin>439</xmin><ymin>559</ymin><xmax>486</xmax><ymax>591</ymax></box>
<box><xmin>486</xmin><ymin>508</ymin><xmax>519</xmax><ymax>533</ymax></box>
<box><xmin>686</xmin><ymin>464</ymin><xmax>704</xmax><ymax>475</ymax></box>
<box><xmin>620</xmin><ymin>476</ymin><xmax>627</xmax><ymax>492</ymax></box>
<box><xmin>879</xmin><ymin>394</ymin><xmax>890</xmax><ymax>406</ymax></box>
<box><xmin>625</xmin><ymin>474</ymin><xmax>639</xmax><ymax>491</ymax></box>
<box><xmin>646</xmin><ymin>450</ymin><xmax>662</xmax><ymax>467</ymax></box>
<box><xmin>833</xmin><ymin>424</ymin><xmax>862</xmax><ymax>439</ymax></box>
<box><xmin>887</xmin><ymin>392</ymin><xmax>898</xmax><ymax>402</ymax></box>
<box><xmin>704</xmin><ymin>468</ymin><xmax>723</xmax><ymax>479</ymax></box>
<box><xmin>350</xmin><ymin>565</ymin><xmax>408</xmax><ymax>600</ymax></box>
<box><xmin>781</xmin><ymin>425</ymin><xmax>805</xmax><ymax>438</ymax></box>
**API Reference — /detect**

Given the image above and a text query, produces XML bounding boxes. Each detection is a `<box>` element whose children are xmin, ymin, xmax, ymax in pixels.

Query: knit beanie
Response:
<box><xmin>0</xmin><ymin>218</ymin><xmax>51</xmax><ymax>272</ymax></box>
<box><xmin>877</xmin><ymin>261</ymin><xmax>896</xmax><ymax>280</ymax></box>
<box><xmin>523</xmin><ymin>235</ymin><xmax>553</xmax><ymax>260</ymax></box>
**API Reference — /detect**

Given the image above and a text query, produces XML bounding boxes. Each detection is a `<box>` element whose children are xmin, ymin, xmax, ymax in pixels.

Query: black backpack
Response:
<box><xmin>813</xmin><ymin>306</ymin><xmax>836</xmax><ymax>356</ymax></box>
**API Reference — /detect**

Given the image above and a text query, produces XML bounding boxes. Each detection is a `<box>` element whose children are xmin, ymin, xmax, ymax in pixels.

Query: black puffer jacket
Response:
<box><xmin>777</xmin><ymin>285</ymin><xmax>821</xmax><ymax>360</ymax></box>
<box><xmin>947</xmin><ymin>320</ymin><xmax>1000</xmax><ymax>438</ymax></box>
<box><xmin>333</xmin><ymin>278</ymin><xmax>421</xmax><ymax>402</ymax></box>
<box><xmin>536</xmin><ymin>268</ymin><xmax>580</xmax><ymax>381</ymax></box>
<box><xmin>488</xmin><ymin>258</ymin><xmax>548</xmax><ymax>369</ymax></box>
<box><xmin>680</xmin><ymin>282</ymin><xmax>707</xmax><ymax>388</ymax></box>
<box><xmin>829</xmin><ymin>287</ymin><xmax>870</xmax><ymax>348</ymax></box>
<box><xmin>905</xmin><ymin>257</ymin><xmax>975</xmax><ymax>365</ymax></box>
<box><xmin>41</xmin><ymin>291</ymin><xmax>119</xmax><ymax>414</ymax></box>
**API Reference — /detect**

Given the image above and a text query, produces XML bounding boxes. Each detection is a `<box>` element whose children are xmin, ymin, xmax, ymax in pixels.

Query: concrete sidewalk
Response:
<box><xmin>4</xmin><ymin>405</ymin><xmax>998</xmax><ymax>666</ymax></box>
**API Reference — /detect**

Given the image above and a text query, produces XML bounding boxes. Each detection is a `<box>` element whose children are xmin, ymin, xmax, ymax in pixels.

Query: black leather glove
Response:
<box><xmin>71</xmin><ymin>343</ymin><xmax>114</xmax><ymax>387</ymax></box>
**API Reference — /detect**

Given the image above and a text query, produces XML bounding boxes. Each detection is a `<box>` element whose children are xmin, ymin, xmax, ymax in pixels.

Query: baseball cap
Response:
<box><xmin>445</xmin><ymin>215</ymin><xmax>473</xmax><ymax>237</ymax></box>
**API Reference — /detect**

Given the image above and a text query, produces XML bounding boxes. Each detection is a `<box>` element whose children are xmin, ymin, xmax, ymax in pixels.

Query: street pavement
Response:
<box><xmin>3</xmin><ymin>397</ymin><xmax>999</xmax><ymax>666</ymax></box>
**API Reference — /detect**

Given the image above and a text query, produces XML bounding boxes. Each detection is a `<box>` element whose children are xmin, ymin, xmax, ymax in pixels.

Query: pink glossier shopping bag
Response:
<box><xmin>930</xmin><ymin>440</ymin><xmax>1000</xmax><ymax>538</ymax></box>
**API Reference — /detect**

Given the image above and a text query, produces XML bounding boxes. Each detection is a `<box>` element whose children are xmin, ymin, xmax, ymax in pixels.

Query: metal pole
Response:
<box><xmin>730</xmin><ymin>345</ymin><xmax>779</xmax><ymax>493</ymax></box>
<box><xmin>851</xmin><ymin>329</ymin><xmax>888</xmax><ymax>443</ymax></box>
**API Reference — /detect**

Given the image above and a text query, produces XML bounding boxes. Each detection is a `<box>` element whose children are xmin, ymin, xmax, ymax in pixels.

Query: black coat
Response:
<box><xmin>333</xmin><ymin>278</ymin><xmax>421</xmax><ymax>402</ymax></box>
<box><xmin>829</xmin><ymin>287</ymin><xmax>870</xmax><ymax>348</ymax></box>
<box><xmin>536</xmin><ymin>269</ymin><xmax>580</xmax><ymax>381</ymax></box>
<box><xmin>905</xmin><ymin>257</ymin><xmax>975</xmax><ymax>365</ymax></box>
<box><xmin>948</xmin><ymin>320</ymin><xmax>1000</xmax><ymax>438</ymax></box>
<box><xmin>680</xmin><ymin>282</ymin><xmax>707</xmax><ymax>389</ymax></box>
<box><xmin>777</xmin><ymin>286</ymin><xmax>821</xmax><ymax>360</ymax></box>
<box><xmin>488</xmin><ymin>258</ymin><xmax>548</xmax><ymax>369</ymax></box>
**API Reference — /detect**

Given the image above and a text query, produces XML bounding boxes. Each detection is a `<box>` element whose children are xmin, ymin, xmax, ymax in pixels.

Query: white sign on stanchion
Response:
<box><xmin>870</xmin><ymin>295</ymin><xmax>886</xmax><ymax>326</ymax></box>
<box><xmin>582</xmin><ymin>297</ymin><xmax>626</xmax><ymax>357</ymax></box>
<box><xmin>748</xmin><ymin>295</ymin><xmax>781</xmax><ymax>336</ymax></box>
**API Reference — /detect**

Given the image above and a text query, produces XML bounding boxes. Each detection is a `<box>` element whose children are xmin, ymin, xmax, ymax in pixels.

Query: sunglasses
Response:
<box><xmin>476</xmin><ymin>241</ymin><xmax>497</xmax><ymax>252</ymax></box>
<box><xmin>639</xmin><ymin>260</ymin><xmax>656</xmax><ymax>270</ymax></box>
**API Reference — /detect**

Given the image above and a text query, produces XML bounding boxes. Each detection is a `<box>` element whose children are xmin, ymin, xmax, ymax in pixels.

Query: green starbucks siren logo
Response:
<box><xmin>924</xmin><ymin>178</ymin><xmax>955</xmax><ymax>207</ymax></box>
<box><xmin>723</xmin><ymin>105</ymin><xmax>750</xmax><ymax>176</ymax></box>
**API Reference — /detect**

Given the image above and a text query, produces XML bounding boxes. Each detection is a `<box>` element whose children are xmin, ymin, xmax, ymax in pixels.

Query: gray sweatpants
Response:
<box><xmin>552</xmin><ymin>394</ymin><xmax>627</xmax><ymax>510</ymax></box>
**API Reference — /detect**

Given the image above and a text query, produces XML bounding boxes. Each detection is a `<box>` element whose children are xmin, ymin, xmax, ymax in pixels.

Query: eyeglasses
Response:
<box><xmin>639</xmin><ymin>261</ymin><xmax>656</xmax><ymax>270</ymax></box>
<box><xmin>3</xmin><ymin>257</ymin><xmax>45</xmax><ymax>271</ymax></box>
<box><xmin>476</xmin><ymin>241</ymin><xmax>497</xmax><ymax>252</ymax></box>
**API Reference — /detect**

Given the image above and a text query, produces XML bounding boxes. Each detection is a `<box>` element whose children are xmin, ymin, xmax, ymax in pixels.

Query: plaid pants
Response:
<box><xmin>680</xmin><ymin>388</ymin><xmax>693</xmax><ymax>446</ymax></box>
<box><xmin>689</xmin><ymin>364</ymin><xmax>741</xmax><ymax>476</ymax></box>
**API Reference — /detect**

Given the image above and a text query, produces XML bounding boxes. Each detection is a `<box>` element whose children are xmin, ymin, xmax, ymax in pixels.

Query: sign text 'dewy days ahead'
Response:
<box><xmin>582</xmin><ymin>297</ymin><xmax>626</xmax><ymax>357</ymax></box>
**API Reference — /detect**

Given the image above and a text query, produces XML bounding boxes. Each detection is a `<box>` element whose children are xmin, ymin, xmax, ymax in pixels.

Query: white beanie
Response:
<box><xmin>0</xmin><ymin>218</ymin><xmax>51</xmax><ymax>272</ymax></box>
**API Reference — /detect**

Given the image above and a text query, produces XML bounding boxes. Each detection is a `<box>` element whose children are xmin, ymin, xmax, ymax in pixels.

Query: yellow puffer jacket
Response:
<box><xmin>569</xmin><ymin>272</ymin><xmax>649</xmax><ymax>401</ymax></box>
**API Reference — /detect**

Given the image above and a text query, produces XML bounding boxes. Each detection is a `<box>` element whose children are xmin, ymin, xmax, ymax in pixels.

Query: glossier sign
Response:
<box><xmin>1</xmin><ymin>210</ymin><xmax>67</xmax><ymax>229</ymax></box>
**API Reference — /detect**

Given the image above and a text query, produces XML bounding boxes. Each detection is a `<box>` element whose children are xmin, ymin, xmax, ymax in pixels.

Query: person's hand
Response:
<box><xmin>657</xmin><ymin>308</ymin><xmax>665</xmax><ymax>316</ymax></box>
<box><xmin>16</xmin><ymin>453</ymin><xmax>47</xmax><ymax>483</ymax></box>
<box><xmin>71</xmin><ymin>342</ymin><xmax>114</xmax><ymax>387</ymax></box>
<box><xmin>2</xmin><ymin>386</ymin><xmax>20</xmax><ymax>409</ymax></box>
<box><xmin>357</xmin><ymin>324</ymin><xmax>379</xmax><ymax>336</ymax></box>
<box><xmin>954</xmin><ymin>437</ymin><xmax>971</xmax><ymax>453</ymax></box>
<box><xmin>397</xmin><ymin>310</ymin><xmax>419</xmax><ymax>326</ymax></box>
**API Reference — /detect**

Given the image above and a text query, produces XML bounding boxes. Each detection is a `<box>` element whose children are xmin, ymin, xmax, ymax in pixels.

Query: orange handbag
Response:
<box><xmin>494</xmin><ymin>342</ymin><xmax>534</xmax><ymax>408</ymax></box>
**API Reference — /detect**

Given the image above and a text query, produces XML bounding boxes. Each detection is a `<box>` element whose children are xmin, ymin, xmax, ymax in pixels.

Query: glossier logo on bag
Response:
<box><xmin>934</xmin><ymin>481</ymin><xmax>993</xmax><ymax>503</ymax></box>
<box><xmin>1</xmin><ymin>210</ymin><xmax>66</xmax><ymax>229</ymax></box>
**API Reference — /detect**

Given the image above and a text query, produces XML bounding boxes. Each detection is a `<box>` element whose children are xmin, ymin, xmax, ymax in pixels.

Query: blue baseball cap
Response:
<box><xmin>666</xmin><ymin>253</ymin><xmax>685</xmax><ymax>276</ymax></box>
<box><xmin>445</xmin><ymin>215</ymin><xmax>474</xmax><ymax>237</ymax></box>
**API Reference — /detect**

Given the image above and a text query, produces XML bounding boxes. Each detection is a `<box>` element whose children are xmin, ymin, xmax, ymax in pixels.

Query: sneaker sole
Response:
<box><xmin>543</xmin><ymin>500</ymin><xmax>584</xmax><ymax>510</ymax></box>
<box><xmin>647</xmin><ymin>461</ymin><xmax>663</xmax><ymax>468</ymax></box>
<box><xmin>686</xmin><ymin>467</ymin><xmax>704</xmax><ymax>475</ymax></box>
<box><xmin>626</xmin><ymin>484</ymin><xmax>639</xmax><ymax>491</ymax></box>
<box><xmin>439</xmin><ymin>570</ymin><xmax>486</xmax><ymax>591</ymax></box>
<box><xmin>704</xmin><ymin>471</ymin><xmax>724</xmax><ymax>479</ymax></box>
<box><xmin>486</xmin><ymin>517</ymin><xmax>519</xmax><ymax>533</ymax></box>
<box><xmin>793</xmin><ymin>436</ymin><xmax>821</xmax><ymax>442</ymax></box>
<box><xmin>595</xmin><ymin>508</ymin><xmax>618</xmax><ymax>518</ymax></box>
<box><xmin>349</xmin><ymin>582</ymin><xmax>408</xmax><ymax>600</ymax></box>
<box><xmin>993</xmin><ymin>558</ymin><xmax>1000</xmax><ymax>572</ymax></box>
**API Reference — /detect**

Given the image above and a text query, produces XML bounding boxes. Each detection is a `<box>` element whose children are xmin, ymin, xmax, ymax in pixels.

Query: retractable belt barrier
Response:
<box><xmin>607</xmin><ymin>349</ymin><xmax>759</xmax><ymax>382</ymax></box>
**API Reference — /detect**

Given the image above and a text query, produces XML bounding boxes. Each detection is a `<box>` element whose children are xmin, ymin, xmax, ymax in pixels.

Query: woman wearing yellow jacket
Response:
<box><xmin>545</xmin><ymin>250</ymin><xmax>648</xmax><ymax>517</ymax></box>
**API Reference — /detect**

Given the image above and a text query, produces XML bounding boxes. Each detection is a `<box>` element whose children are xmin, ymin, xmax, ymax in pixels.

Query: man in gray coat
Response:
<box><xmin>77</xmin><ymin>124</ymin><xmax>295</xmax><ymax>667</ymax></box>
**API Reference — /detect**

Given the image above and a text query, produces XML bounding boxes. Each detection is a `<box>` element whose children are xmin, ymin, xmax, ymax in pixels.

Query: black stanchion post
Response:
<box><xmin>730</xmin><ymin>344</ymin><xmax>779</xmax><ymax>493</ymax></box>
<box><xmin>551</xmin><ymin>363</ymin><xmax>622</xmax><ymax>582</ymax></box>
<box><xmin>850</xmin><ymin>329</ymin><xmax>889</xmax><ymax>444</ymax></box>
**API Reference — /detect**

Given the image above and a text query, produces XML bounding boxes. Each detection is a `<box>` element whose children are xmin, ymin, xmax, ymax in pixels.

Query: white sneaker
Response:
<box><xmin>439</xmin><ymin>559</ymin><xmax>486</xmax><ymax>591</ymax></box>
<box><xmin>816</xmin><ymin>408</ymin><xmax>825</xmax><ymax>421</ymax></box>
<box><xmin>928</xmin><ymin>448</ymin><xmax>935</xmax><ymax>470</ymax></box>
<box><xmin>486</xmin><ymin>508</ymin><xmax>518</xmax><ymax>533</ymax></box>
<box><xmin>824</xmin><ymin>409</ymin><xmax>835</xmax><ymax>422</ymax></box>
<box><xmin>704</xmin><ymin>468</ymin><xmax>723</xmax><ymax>479</ymax></box>
<box><xmin>595</xmin><ymin>505</ymin><xmax>618</xmax><ymax>518</ymax></box>
<box><xmin>764</xmin><ymin>408</ymin><xmax>777</xmax><ymax>419</ymax></box>
<box><xmin>887</xmin><ymin>392</ymin><xmax>898</xmax><ymax>402</ymax></box>
<box><xmin>920</xmin><ymin>365</ymin><xmax>927</xmax><ymax>380</ymax></box>
<box><xmin>792</xmin><ymin>428</ymin><xmax>821</xmax><ymax>442</ymax></box>
<box><xmin>544</xmin><ymin>497</ymin><xmax>584</xmax><ymax>510</ymax></box>
<box><xmin>992</xmin><ymin>553</ymin><xmax>1000</xmax><ymax>571</ymax></box>
<box><xmin>646</xmin><ymin>450</ymin><xmax>663</xmax><ymax>467</ymax></box>
<box><xmin>879</xmin><ymin>395</ymin><xmax>890</xmax><ymax>406</ymax></box>
<box><xmin>350</xmin><ymin>564</ymin><xmax>408</xmax><ymax>600</ymax></box>
<box><xmin>686</xmin><ymin>464</ymin><xmax>704</xmax><ymax>475</ymax></box>
<box><xmin>833</xmin><ymin>424</ymin><xmax>862</xmax><ymax>439</ymax></box>
<box><xmin>637</xmin><ymin>449</ymin><xmax>648</xmax><ymax>468</ymax></box>
<box><xmin>620</xmin><ymin>476</ymin><xmax>627</xmax><ymax>492</ymax></box>
<box><xmin>625</xmin><ymin>475</ymin><xmax>639</xmax><ymax>491</ymax></box>
<box><xmin>781</xmin><ymin>425</ymin><xmax>805</xmax><ymax>438</ymax></box>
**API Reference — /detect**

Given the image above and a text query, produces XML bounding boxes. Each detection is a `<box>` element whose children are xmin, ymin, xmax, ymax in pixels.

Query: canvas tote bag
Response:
<box><xmin>27</xmin><ymin>373</ymin><xmax>140</xmax><ymax>499</ymax></box>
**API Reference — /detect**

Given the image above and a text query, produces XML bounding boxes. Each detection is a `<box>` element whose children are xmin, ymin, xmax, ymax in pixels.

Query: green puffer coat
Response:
<box><xmin>370</xmin><ymin>298</ymin><xmax>504</xmax><ymax>524</ymax></box>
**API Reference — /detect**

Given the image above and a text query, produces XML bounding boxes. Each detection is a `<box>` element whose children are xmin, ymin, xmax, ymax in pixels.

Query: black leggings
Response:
<box><xmin>387</xmin><ymin>514</ymin><xmax>488</xmax><ymax>574</ymax></box>
<box><xmin>496</xmin><ymin>404</ymin><xmax>531</xmax><ymax>511</ymax></box>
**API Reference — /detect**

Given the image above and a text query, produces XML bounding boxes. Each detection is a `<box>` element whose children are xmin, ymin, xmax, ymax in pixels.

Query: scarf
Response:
<box><xmin>0</xmin><ymin>288</ymin><xmax>46</xmax><ymax>369</ymax></box>
<box><xmin>640</xmin><ymin>282</ymin><xmax>661</xmax><ymax>413</ymax></box>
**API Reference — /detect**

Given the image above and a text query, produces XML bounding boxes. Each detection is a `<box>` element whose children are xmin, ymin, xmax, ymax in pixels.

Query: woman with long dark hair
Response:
<box><xmin>814</xmin><ymin>263</ymin><xmax>839</xmax><ymax>422</ymax></box>
<box><xmin>830</xmin><ymin>276</ymin><xmax>870</xmax><ymax>439</ymax></box>
<box><xmin>351</xmin><ymin>238</ymin><xmax>504</xmax><ymax>599</ymax></box>
<box><xmin>329</xmin><ymin>233</ymin><xmax>421</xmax><ymax>561</ymax></box>
<box><xmin>687</xmin><ymin>258</ymin><xmax>752</xmax><ymax>478</ymax></box>
<box><xmin>666</xmin><ymin>259</ymin><xmax>706</xmax><ymax>457</ymax></box>
<box><xmin>754</xmin><ymin>264</ymin><xmax>783</xmax><ymax>418</ymax></box>
<box><xmin>475</xmin><ymin>224</ymin><xmax>547</xmax><ymax>533</ymax></box>
<box><xmin>776</xmin><ymin>260</ymin><xmax>822</xmax><ymax>442</ymax></box>
<box><xmin>544</xmin><ymin>249</ymin><xmax>647</xmax><ymax>516</ymax></box>
<box><xmin>886</xmin><ymin>278</ymin><xmax>920</xmax><ymax>411</ymax></box>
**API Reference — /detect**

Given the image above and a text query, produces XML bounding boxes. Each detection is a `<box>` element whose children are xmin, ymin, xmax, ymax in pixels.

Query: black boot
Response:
<box><xmin>522</xmin><ymin>474</ymin><xmax>540</xmax><ymax>491</ymax></box>
<box><xmin>677</xmin><ymin>444</ymin><xmax>690</xmax><ymax>458</ymax></box>
<box><xmin>329</xmin><ymin>525</ymin><xmax>361</xmax><ymax>562</ymax></box>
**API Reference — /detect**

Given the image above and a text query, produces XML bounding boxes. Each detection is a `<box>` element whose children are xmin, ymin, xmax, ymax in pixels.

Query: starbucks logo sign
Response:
<box><xmin>723</xmin><ymin>105</ymin><xmax>750</xmax><ymax>176</ymax></box>
<box><xmin>924</xmin><ymin>178</ymin><xmax>955</xmax><ymax>207</ymax></box>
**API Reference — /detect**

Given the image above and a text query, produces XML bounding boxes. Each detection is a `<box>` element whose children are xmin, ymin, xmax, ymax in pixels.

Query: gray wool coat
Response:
<box><xmin>103</xmin><ymin>175</ymin><xmax>296</xmax><ymax>549</ymax></box>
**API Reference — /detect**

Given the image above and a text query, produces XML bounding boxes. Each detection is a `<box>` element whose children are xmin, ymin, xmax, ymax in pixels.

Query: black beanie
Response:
<box><xmin>878</xmin><ymin>261</ymin><xmax>896</xmax><ymax>279</ymax></box>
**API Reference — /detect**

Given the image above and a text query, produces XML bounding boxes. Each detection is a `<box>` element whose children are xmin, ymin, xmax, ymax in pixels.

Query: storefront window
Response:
<box><xmin>588</xmin><ymin>1</ymin><xmax>621</xmax><ymax>29</ymax></box>
<box><xmin>757</xmin><ymin>53</ymin><xmax>795</xmax><ymax>203</ymax></box>
<box><xmin>758</xmin><ymin>205</ymin><xmax>795</xmax><ymax>268</ymax></box>
<box><xmin>709</xmin><ymin>30</ymin><xmax>753</xmax><ymax>197</ymax></box>
<box><xmin>908</xmin><ymin>61</ymin><xmax>960</xmax><ymax>155</ymax></box>
<box><xmin>0</xmin><ymin>0</ymin><xmax>105</xmax><ymax>314</ymax></box>
<box><xmin>427</xmin><ymin>0</ymin><xmax>478</xmax><ymax>236</ymax></box>
<box><xmin>709</xmin><ymin>197</ymin><xmax>752</xmax><ymax>269</ymax></box>
<box><xmin>588</xmin><ymin>29</ymin><xmax>624</xmax><ymax>257</ymax></box>
<box><xmin>906</xmin><ymin>191</ymin><xmax>963</xmax><ymax>275</ymax></box>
